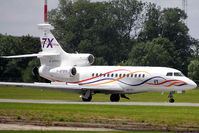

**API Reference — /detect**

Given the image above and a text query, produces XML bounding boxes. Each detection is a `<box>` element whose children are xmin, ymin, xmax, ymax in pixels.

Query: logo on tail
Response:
<box><xmin>42</xmin><ymin>38</ymin><xmax>57</xmax><ymax>48</ymax></box>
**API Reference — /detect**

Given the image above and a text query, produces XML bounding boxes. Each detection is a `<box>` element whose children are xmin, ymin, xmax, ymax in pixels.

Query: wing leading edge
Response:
<box><xmin>0</xmin><ymin>82</ymin><xmax>123</xmax><ymax>94</ymax></box>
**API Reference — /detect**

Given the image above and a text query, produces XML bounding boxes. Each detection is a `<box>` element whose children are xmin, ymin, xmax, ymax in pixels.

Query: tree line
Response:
<box><xmin>0</xmin><ymin>0</ymin><xmax>199</xmax><ymax>83</ymax></box>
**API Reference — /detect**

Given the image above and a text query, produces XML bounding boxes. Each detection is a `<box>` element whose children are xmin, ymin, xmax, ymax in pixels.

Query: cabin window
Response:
<box><xmin>96</xmin><ymin>73</ymin><xmax>98</xmax><ymax>77</ymax></box>
<box><xmin>123</xmin><ymin>74</ymin><xmax>126</xmax><ymax>77</ymax></box>
<box><xmin>100</xmin><ymin>73</ymin><xmax>102</xmax><ymax>77</ymax></box>
<box><xmin>138</xmin><ymin>74</ymin><xmax>141</xmax><ymax>78</ymax></box>
<box><xmin>115</xmin><ymin>74</ymin><xmax>118</xmax><ymax>77</ymax></box>
<box><xmin>107</xmin><ymin>74</ymin><xmax>110</xmax><ymax>77</ymax></box>
<box><xmin>131</xmin><ymin>74</ymin><xmax>133</xmax><ymax>77</ymax></box>
<box><xmin>92</xmin><ymin>73</ymin><xmax>94</xmax><ymax>77</ymax></box>
<box><xmin>119</xmin><ymin>74</ymin><xmax>122</xmax><ymax>77</ymax></box>
<box><xmin>111</xmin><ymin>74</ymin><xmax>114</xmax><ymax>77</ymax></box>
<box><xmin>166</xmin><ymin>72</ymin><xmax>173</xmax><ymax>76</ymax></box>
<box><xmin>104</xmin><ymin>74</ymin><xmax>106</xmax><ymax>77</ymax></box>
<box><xmin>127</xmin><ymin>74</ymin><xmax>129</xmax><ymax>77</ymax></box>
<box><xmin>142</xmin><ymin>74</ymin><xmax>145</xmax><ymax>78</ymax></box>
<box><xmin>135</xmin><ymin>74</ymin><xmax>137</xmax><ymax>78</ymax></box>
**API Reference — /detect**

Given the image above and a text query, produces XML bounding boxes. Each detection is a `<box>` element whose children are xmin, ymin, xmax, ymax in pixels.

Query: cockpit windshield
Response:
<box><xmin>174</xmin><ymin>72</ymin><xmax>184</xmax><ymax>76</ymax></box>
<box><xmin>166</xmin><ymin>72</ymin><xmax>173</xmax><ymax>76</ymax></box>
<box><xmin>166</xmin><ymin>72</ymin><xmax>184</xmax><ymax>77</ymax></box>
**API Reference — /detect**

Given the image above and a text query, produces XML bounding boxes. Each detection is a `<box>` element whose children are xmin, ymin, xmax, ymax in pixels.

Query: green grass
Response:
<box><xmin>0</xmin><ymin>87</ymin><xmax>199</xmax><ymax>132</ymax></box>
<box><xmin>0</xmin><ymin>102</ymin><xmax>199</xmax><ymax>129</ymax></box>
<box><xmin>0</xmin><ymin>86</ymin><xmax>199</xmax><ymax>103</ymax></box>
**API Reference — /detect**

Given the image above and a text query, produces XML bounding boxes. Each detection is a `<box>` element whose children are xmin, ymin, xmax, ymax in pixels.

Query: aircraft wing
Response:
<box><xmin>0</xmin><ymin>52</ymin><xmax>60</xmax><ymax>58</ymax></box>
<box><xmin>0</xmin><ymin>82</ymin><xmax>123</xmax><ymax>94</ymax></box>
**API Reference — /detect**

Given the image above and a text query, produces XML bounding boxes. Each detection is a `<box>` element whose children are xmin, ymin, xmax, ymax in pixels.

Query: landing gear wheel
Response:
<box><xmin>169</xmin><ymin>98</ymin><xmax>175</xmax><ymax>103</ymax></box>
<box><xmin>82</xmin><ymin>95</ymin><xmax>92</xmax><ymax>102</ymax></box>
<box><xmin>168</xmin><ymin>91</ymin><xmax>175</xmax><ymax>103</ymax></box>
<box><xmin>110</xmin><ymin>94</ymin><xmax>120</xmax><ymax>102</ymax></box>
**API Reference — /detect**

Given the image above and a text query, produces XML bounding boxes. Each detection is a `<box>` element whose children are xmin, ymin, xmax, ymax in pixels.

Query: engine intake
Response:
<box><xmin>88</xmin><ymin>54</ymin><xmax>95</xmax><ymax>64</ymax></box>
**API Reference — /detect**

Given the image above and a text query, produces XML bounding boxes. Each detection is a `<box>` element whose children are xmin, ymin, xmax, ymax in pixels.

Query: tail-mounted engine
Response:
<box><xmin>70</xmin><ymin>54</ymin><xmax>95</xmax><ymax>66</ymax></box>
<box><xmin>49</xmin><ymin>67</ymin><xmax>77</xmax><ymax>79</ymax></box>
<box><xmin>32</xmin><ymin>67</ymin><xmax>39</xmax><ymax>76</ymax></box>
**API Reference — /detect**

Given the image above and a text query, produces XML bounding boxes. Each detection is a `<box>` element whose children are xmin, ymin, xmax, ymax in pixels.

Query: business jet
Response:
<box><xmin>0</xmin><ymin>1</ymin><xmax>197</xmax><ymax>103</ymax></box>
<box><xmin>0</xmin><ymin>22</ymin><xmax>197</xmax><ymax>103</ymax></box>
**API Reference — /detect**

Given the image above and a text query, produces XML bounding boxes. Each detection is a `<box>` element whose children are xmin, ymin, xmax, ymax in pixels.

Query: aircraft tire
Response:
<box><xmin>110</xmin><ymin>94</ymin><xmax>120</xmax><ymax>102</ymax></box>
<box><xmin>82</xmin><ymin>95</ymin><xmax>92</xmax><ymax>102</ymax></box>
<box><xmin>169</xmin><ymin>98</ymin><xmax>175</xmax><ymax>103</ymax></box>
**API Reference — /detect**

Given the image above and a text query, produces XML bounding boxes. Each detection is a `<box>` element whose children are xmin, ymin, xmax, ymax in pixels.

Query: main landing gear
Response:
<box><xmin>81</xmin><ymin>90</ymin><xmax>92</xmax><ymax>102</ymax></box>
<box><xmin>168</xmin><ymin>91</ymin><xmax>175</xmax><ymax>103</ymax></box>
<box><xmin>110</xmin><ymin>94</ymin><xmax>129</xmax><ymax>102</ymax></box>
<box><xmin>81</xmin><ymin>92</ymin><xmax>129</xmax><ymax>102</ymax></box>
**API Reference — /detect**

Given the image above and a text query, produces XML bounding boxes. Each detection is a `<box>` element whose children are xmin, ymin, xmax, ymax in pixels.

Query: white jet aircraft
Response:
<box><xmin>0</xmin><ymin>23</ymin><xmax>197</xmax><ymax>103</ymax></box>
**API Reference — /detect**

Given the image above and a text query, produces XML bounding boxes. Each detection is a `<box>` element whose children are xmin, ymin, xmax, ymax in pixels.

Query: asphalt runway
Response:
<box><xmin>0</xmin><ymin>99</ymin><xmax>199</xmax><ymax>106</ymax></box>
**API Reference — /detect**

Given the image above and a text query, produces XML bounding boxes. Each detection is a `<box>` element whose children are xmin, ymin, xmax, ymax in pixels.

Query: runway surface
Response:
<box><xmin>0</xmin><ymin>124</ymin><xmax>117</xmax><ymax>131</ymax></box>
<box><xmin>0</xmin><ymin>99</ymin><xmax>199</xmax><ymax>106</ymax></box>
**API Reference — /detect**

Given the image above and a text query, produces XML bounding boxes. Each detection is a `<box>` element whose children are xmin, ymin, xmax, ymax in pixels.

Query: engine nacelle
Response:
<box><xmin>49</xmin><ymin>67</ymin><xmax>77</xmax><ymax>79</ymax></box>
<box><xmin>70</xmin><ymin>54</ymin><xmax>95</xmax><ymax>66</ymax></box>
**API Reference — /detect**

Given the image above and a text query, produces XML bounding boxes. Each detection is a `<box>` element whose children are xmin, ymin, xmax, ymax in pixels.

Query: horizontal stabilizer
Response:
<box><xmin>1</xmin><ymin>52</ymin><xmax>60</xmax><ymax>58</ymax></box>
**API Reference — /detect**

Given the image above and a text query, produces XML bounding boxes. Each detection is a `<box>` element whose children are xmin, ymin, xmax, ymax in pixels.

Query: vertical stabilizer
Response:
<box><xmin>37</xmin><ymin>0</ymin><xmax>66</xmax><ymax>69</ymax></box>
<box><xmin>38</xmin><ymin>24</ymin><xmax>65</xmax><ymax>53</ymax></box>
<box><xmin>38</xmin><ymin>0</ymin><xmax>65</xmax><ymax>54</ymax></box>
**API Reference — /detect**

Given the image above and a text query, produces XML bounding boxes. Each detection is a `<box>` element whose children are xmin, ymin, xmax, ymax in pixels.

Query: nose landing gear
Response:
<box><xmin>168</xmin><ymin>91</ymin><xmax>175</xmax><ymax>103</ymax></box>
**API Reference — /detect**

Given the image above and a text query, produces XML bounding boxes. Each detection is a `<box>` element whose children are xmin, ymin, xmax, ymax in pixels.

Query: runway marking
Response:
<box><xmin>0</xmin><ymin>99</ymin><xmax>199</xmax><ymax>106</ymax></box>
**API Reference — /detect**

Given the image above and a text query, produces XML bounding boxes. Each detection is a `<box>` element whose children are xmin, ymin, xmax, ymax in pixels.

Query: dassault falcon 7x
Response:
<box><xmin>0</xmin><ymin>22</ymin><xmax>197</xmax><ymax>103</ymax></box>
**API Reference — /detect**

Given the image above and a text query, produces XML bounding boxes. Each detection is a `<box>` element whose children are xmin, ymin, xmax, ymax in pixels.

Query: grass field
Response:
<box><xmin>0</xmin><ymin>86</ymin><xmax>199</xmax><ymax>102</ymax></box>
<box><xmin>0</xmin><ymin>87</ymin><xmax>199</xmax><ymax>132</ymax></box>
<box><xmin>0</xmin><ymin>102</ymin><xmax>199</xmax><ymax>130</ymax></box>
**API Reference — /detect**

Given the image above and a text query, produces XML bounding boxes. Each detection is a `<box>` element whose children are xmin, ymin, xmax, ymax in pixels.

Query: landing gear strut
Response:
<box><xmin>168</xmin><ymin>91</ymin><xmax>175</xmax><ymax>103</ymax></box>
<box><xmin>121</xmin><ymin>94</ymin><xmax>130</xmax><ymax>100</ymax></box>
<box><xmin>82</xmin><ymin>95</ymin><xmax>92</xmax><ymax>102</ymax></box>
<box><xmin>81</xmin><ymin>90</ymin><xmax>92</xmax><ymax>102</ymax></box>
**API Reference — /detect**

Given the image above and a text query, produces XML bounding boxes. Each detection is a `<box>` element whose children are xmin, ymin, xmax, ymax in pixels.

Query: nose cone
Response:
<box><xmin>190</xmin><ymin>80</ymin><xmax>197</xmax><ymax>89</ymax></box>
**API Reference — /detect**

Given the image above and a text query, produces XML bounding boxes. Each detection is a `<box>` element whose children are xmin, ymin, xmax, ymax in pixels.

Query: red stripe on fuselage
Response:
<box><xmin>147</xmin><ymin>80</ymin><xmax>187</xmax><ymax>85</ymax></box>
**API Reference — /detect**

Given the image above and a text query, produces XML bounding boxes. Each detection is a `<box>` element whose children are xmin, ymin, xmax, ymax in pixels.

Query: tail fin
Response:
<box><xmin>38</xmin><ymin>24</ymin><xmax>65</xmax><ymax>54</ymax></box>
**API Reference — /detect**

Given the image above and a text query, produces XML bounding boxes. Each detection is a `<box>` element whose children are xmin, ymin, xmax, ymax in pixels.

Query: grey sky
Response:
<box><xmin>0</xmin><ymin>0</ymin><xmax>198</xmax><ymax>39</ymax></box>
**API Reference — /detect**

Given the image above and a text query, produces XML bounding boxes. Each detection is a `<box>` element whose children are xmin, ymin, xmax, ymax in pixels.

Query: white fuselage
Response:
<box><xmin>39</xmin><ymin>65</ymin><xmax>196</xmax><ymax>94</ymax></box>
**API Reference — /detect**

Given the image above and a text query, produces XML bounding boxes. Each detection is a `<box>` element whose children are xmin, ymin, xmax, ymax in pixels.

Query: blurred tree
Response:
<box><xmin>0</xmin><ymin>35</ymin><xmax>40</xmax><ymax>82</ymax></box>
<box><xmin>128</xmin><ymin>37</ymin><xmax>174</xmax><ymax>67</ymax></box>
<box><xmin>188</xmin><ymin>60</ymin><xmax>199</xmax><ymax>84</ymax></box>
<box><xmin>0</xmin><ymin>35</ymin><xmax>22</xmax><ymax>81</ymax></box>
<box><xmin>138</xmin><ymin>3</ymin><xmax>161</xmax><ymax>41</ymax></box>
<box><xmin>139</xmin><ymin>6</ymin><xmax>194</xmax><ymax>74</ymax></box>
<box><xmin>48</xmin><ymin>0</ymin><xmax>144</xmax><ymax>65</ymax></box>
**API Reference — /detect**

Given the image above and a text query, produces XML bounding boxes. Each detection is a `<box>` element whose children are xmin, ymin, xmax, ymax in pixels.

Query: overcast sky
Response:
<box><xmin>0</xmin><ymin>0</ymin><xmax>198</xmax><ymax>39</ymax></box>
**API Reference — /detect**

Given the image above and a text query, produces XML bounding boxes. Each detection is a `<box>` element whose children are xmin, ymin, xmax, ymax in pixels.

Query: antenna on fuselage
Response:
<box><xmin>44</xmin><ymin>0</ymin><xmax>48</xmax><ymax>23</ymax></box>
